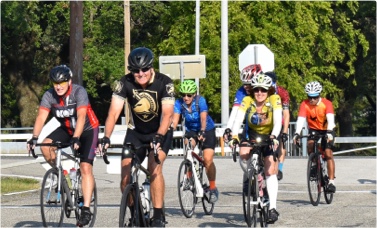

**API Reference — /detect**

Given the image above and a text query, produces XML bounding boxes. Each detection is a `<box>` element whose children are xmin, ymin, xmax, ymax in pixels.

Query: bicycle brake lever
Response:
<box><xmin>101</xmin><ymin>143</ymin><xmax>110</xmax><ymax>164</ymax></box>
<box><xmin>30</xmin><ymin>148</ymin><xmax>38</xmax><ymax>159</ymax></box>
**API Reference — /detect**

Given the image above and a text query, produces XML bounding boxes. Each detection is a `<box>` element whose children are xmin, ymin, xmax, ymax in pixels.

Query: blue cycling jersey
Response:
<box><xmin>174</xmin><ymin>96</ymin><xmax>215</xmax><ymax>132</ymax></box>
<box><xmin>233</xmin><ymin>86</ymin><xmax>248</xmax><ymax>106</ymax></box>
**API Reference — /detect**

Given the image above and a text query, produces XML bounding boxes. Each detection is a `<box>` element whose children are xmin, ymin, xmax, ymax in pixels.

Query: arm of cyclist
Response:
<box><xmin>227</xmin><ymin>108</ymin><xmax>246</xmax><ymax>148</ymax></box>
<box><xmin>100</xmin><ymin>95</ymin><xmax>125</xmax><ymax>151</ymax></box>
<box><xmin>281</xmin><ymin>109</ymin><xmax>290</xmax><ymax>144</ymax></box>
<box><xmin>171</xmin><ymin>113</ymin><xmax>180</xmax><ymax>131</ymax></box>
<box><xmin>27</xmin><ymin>108</ymin><xmax>49</xmax><ymax>151</ymax></box>
<box><xmin>292</xmin><ymin>116</ymin><xmax>306</xmax><ymax>144</ymax></box>
<box><xmin>70</xmin><ymin>107</ymin><xmax>86</xmax><ymax>150</ymax></box>
<box><xmin>153</xmin><ymin>103</ymin><xmax>174</xmax><ymax>150</ymax></box>
<box><xmin>224</xmin><ymin>106</ymin><xmax>239</xmax><ymax>142</ymax></box>
<box><xmin>270</xmin><ymin>107</ymin><xmax>282</xmax><ymax>151</ymax></box>
<box><xmin>198</xmin><ymin>111</ymin><xmax>207</xmax><ymax>141</ymax></box>
<box><xmin>326</xmin><ymin>113</ymin><xmax>336</xmax><ymax>142</ymax></box>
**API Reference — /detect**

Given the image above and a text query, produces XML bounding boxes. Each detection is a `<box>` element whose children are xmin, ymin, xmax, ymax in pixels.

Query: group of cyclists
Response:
<box><xmin>27</xmin><ymin>46</ymin><xmax>336</xmax><ymax>227</ymax></box>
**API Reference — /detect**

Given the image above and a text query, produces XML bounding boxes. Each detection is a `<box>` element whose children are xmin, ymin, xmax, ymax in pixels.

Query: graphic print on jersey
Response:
<box><xmin>132</xmin><ymin>89</ymin><xmax>158</xmax><ymax>122</ymax></box>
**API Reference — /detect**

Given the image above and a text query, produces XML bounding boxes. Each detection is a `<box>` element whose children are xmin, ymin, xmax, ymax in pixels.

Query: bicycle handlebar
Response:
<box><xmin>29</xmin><ymin>142</ymin><xmax>75</xmax><ymax>159</ymax></box>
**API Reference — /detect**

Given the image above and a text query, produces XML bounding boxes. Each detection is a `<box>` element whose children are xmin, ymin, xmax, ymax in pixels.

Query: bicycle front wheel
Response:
<box><xmin>75</xmin><ymin>171</ymin><xmax>98</xmax><ymax>227</ymax></box>
<box><xmin>322</xmin><ymin>160</ymin><xmax>334</xmax><ymax>204</ymax></box>
<box><xmin>201</xmin><ymin>165</ymin><xmax>215</xmax><ymax>215</ymax></box>
<box><xmin>177</xmin><ymin>160</ymin><xmax>197</xmax><ymax>218</ymax></box>
<box><xmin>119</xmin><ymin>184</ymin><xmax>143</xmax><ymax>227</ymax></box>
<box><xmin>307</xmin><ymin>153</ymin><xmax>321</xmax><ymax>206</ymax></box>
<box><xmin>243</xmin><ymin>170</ymin><xmax>258</xmax><ymax>227</ymax></box>
<box><xmin>40</xmin><ymin>168</ymin><xmax>65</xmax><ymax>227</ymax></box>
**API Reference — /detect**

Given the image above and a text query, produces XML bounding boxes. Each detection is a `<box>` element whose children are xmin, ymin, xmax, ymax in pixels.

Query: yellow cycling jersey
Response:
<box><xmin>239</xmin><ymin>94</ymin><xmax>282</xmax><ymax>135</ymax></box>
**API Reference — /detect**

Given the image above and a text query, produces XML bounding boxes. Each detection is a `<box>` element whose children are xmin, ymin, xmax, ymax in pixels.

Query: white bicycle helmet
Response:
<box><xmin>251</xmin><ymin>73</ymin><xmax>272</xmax><ymax>89</ymax></box>
<box><xmin>240</xmin><ymin>64</ymin><xmax>262</xmax><ymax>84</ymax></box>
<box><xmin>305</xmin><ymin>81</ymin><xmax>322</xmax><ymax>96</ymax></box>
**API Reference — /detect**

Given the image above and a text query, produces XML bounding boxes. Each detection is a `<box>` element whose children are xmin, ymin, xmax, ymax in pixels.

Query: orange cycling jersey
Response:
<box><xmin>298</xmin><ymin>98</ymin><xmax>334</xmax><ymax>131</ymax></box>
<box><xmin>239</xmin><ymin>94</ymin><xmax>282</xmax><ymax>135</ymax></box>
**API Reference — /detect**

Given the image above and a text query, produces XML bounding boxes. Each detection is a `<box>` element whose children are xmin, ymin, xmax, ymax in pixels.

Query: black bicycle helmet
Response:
<box><xmin>127</xmin><ymin>47</ymin><xmax>154</xmax><ymax>72</ymax></box>
<box><xmin>265</xmin><ymin>71</ymin><xmax>277</xmax><ymax>83</ymax></box>
<box><xmin>49</xmin><ymin>65</ymin><xmax>72</xmax><ymax>83</ymax></box>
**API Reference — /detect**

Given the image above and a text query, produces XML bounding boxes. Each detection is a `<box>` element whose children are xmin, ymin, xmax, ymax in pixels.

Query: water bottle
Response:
<box><xmin>142</xmin><ymin>180</ymin><xmax>150</xmax><ymax>213</ymax></box>
<box><xmin>69</xmin><ymin>168</ymin><xmax>77</xmax><ymax>187</ymax></box>
<box><xmin>63</xmin><ymin>170</ymin><xmax>72</xmax><ymax>188</ymax></box>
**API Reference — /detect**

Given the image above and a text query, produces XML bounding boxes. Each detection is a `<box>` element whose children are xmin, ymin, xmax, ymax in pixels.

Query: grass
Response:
<box><xmin>1</xmin><ymin>176</ymin><xmax>40</xmax><ymax>194</ymax></box>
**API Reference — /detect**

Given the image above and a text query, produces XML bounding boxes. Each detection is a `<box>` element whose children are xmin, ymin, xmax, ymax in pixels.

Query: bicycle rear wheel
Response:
<box><xmin>40</xmin><ymin>168</ymin><xmax>65</xmax><ymax>227</ymax></box>
<box><xmin>322</xmin><ymin>160</ymin><xmax>334</xmax><ymax>204</ymax></box>
<box><xmin>177</xmin><ymin>160</ymin><xmax>197</xmax><ymax>218</ymax></box>
<box><xmin>307</xmin><ymin>153</ymin><xmax>321</xmax><ymax>206</ymax></box>
<box><xmin>119</xmin><ymin>184</ymin><xmax>143</xmax><ymax>227</ymax></box>
<box><xmin>201</xmin><ymin>165</ymin><xmax>215</xmax><ymax>215</ymax></box>
<box><xmin>75</xmin><ymin>170</ymin><xmax>97</xmax><ymax>227</ymax></box>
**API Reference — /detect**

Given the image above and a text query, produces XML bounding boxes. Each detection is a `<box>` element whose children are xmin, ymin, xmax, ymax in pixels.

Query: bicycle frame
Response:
<box><xmin>183</xmin><ymin>138</ymin><xmax>204</xmax><ymax>198</ymax></box>
<box><xmin>32</xmin><ymin>142</ymin><xmax>78</xmax><ymax>207</ymax></box>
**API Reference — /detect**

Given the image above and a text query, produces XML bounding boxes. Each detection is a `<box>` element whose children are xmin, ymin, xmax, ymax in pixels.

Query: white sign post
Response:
<box><xmin>239</xmin><ymin>44</ymin><xmax>275</xmax><ymax>72</ymax></box>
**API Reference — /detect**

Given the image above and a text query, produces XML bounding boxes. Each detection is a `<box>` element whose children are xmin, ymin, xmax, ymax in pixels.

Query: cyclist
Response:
<box><xmin>265</xmin><ymin>71</ymin><xmax>290</xmax><ymax>181</ymax></box>
<box><xmin>99</xmin><ymin>47</ymin><xmax>175</xmax><ymax>227</ymax></box>
<box><xmin>223</xmin><ymin>64</ymin><xmax>262</xmax><ymax>142</ymax></box>
<box><xmin>26</xmin><ymin>65</ymin><xmax>99</xmax><ymax>226</ymax></box>
<box><xmin>293</xmin><ymin>81</ymin><xmax>336</xmax><ymax>193</ymax></box>
<box><xmin>171</xmin><ymin>80</ymin><xmax>219</xmax><ymax>203</ymax></box>
<box><xmin>226</xmin><ymin>73</ymin><xmax>282</xmax><ymax>223</ymax></box>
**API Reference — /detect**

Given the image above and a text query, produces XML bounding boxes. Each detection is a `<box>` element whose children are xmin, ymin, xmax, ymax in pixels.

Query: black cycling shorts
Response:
<box><xmin>121</xmin><ymin>128</ymin><xmax>173</xmax><ymax>162</ymax></box>
<box><xmin>308</xmin><ymin>129</ymin><xmax>334</xmax><ymax>150</ymax></box>
<box><xmin>240</xmin><ymin>130</ymin><xmax>274</xmax><ymax>157</ymax></box>
<box><xmin>47</xmin><ymin>126</ymin><xmax>99</xmax><ymax>165</ymax></box>
<box><xmin>184</xmin><ymin>128</ymin><xmax>216</xmax><ymax>150</ymax></box>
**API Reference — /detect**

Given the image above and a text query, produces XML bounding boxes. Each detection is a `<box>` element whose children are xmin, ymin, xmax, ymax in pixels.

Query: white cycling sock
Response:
<box><xmin>329</xmin><ymin>179</ymin><xmax>335</xmax><ymax>185</ymax></box>
<box><xmin>266</xmin><ymin>174</ymin><xmax>278</xmax><ymax>209</ymax></box>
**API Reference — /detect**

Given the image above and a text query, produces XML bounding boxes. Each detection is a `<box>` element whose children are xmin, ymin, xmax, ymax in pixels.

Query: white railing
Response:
<box><xmin>1</xmin><ymin>119</ymin><xmax>376</xmax><ymax>156</ymax></box>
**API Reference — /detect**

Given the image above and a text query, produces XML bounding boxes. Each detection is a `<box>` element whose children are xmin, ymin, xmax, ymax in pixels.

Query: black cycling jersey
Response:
<box><xmin>113</xmin><ymin>72</ymin><xmax>175</xmax><ymax>134</ymax></box>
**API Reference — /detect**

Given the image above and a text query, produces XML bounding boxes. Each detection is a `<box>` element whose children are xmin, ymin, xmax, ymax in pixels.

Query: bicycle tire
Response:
<box><xmin>322</xmin><ymin>160</ymin><xmax>334</xmax><ymax>204</ymax></box>
<box><xmin>75</xmin><ymin>170</ymin><xmax>98</xmax><ymax>227</ymax></box>
<box><xmin>201</xmin><ymin>165</ymin><xmax>215</xmax><ymax>215</ymax></box>
<box><xmin>119</xmin><ymin>184</ymin><xmax>143</xmax><ymax>227</ymax></box>
<box><xmin>40</xmin><ymin>168</ymin><xmax>65</xmax><ymax>227</ymax></box>
<box><xmin>177</xmin><ymin>160</ymin><xmax>196</xmax><ymax>218</ymax></box>
<box><xmin>243</xmin><ymin>169</ymin><xmax>257</xmax><ymax>227</ymax></box>
<box><xmin>307</xmin><ymin>153</ymin><xmax>321</xmax><ymax>206</ymax></box>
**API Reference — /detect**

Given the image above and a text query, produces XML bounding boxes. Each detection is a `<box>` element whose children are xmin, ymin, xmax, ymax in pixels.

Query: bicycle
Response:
<box><xmin>232</xmin><ymin>137</ymin><xmax>275</xmax><ymax>227</ymax></box>
<box><xmin>296</xmin><ymin>132</ymin><xmax>334</xmax><ymax>206</ymax></box>
<box><xmin>30</xmin><ymin>142</ymin><xmax>100</xmax><ymax>227</ymax></box>
<box><xmin>102</xmin><ymin>139</ymin><xmax>165</xmax><ymax>227</ymax></box>
<box><xmin>177</xmin><ymin>136</ymin><xmax>215</xmax><ymax>218</ymax></box>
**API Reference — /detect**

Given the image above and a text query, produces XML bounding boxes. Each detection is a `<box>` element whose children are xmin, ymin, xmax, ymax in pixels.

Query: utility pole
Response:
<box><xmin>124</xmin><ymin>0</ymin><xmax>131</xmax><ymax>74</ymax></box>
<box><xmin>124</xmin><ymin>0</ymin><xmax>131</xmax><ymax>125</ymax></box>
<box><xmin>69</xmin><ymin>1</ymin><xmax>83</xmax><ymax>85</ymax></box>
<box><xmin>221</xmin><ymin>0</ymin><xmax>229</xmax><ymax>126</ymax></box>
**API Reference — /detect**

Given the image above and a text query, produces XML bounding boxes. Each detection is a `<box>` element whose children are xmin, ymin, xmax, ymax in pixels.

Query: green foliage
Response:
<box><xmin>1</xmin><ymin>1</ymin><xmax>375</xmax><ymax>139</ymax></box>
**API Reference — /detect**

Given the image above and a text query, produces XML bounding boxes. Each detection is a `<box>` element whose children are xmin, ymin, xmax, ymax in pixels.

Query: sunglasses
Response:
<box><xmin>182</xmin><ymin>93</ymin><xmax>194</xmax><ymax>98</ymax></box>
<box><xmin>129</xmin><ymin>67</ymin><xmax>151</xmax><ymax>74</ymax></box>
<box><xmin>308</xmin><ymin>96</ymin><xmax>319</xmax><ymax>100</ymax></box>
<box><xmin>52</xmin><ymin>81</ymin><xmax>68</xmax><ymax>87</ymax></box>
<box><xmin>253</xmin><ymin>88</ymin><xmax>268</xmax><ymax>93</ymax></box>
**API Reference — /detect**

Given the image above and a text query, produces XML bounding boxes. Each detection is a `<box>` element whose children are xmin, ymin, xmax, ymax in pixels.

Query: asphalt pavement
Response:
<box><xmin>1</xmin><ymin>155</ymin><xmax>376</xmax><ymax>227</ymax></box>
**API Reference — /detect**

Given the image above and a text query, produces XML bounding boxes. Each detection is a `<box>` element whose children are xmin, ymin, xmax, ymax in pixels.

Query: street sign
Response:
<box><xmin>159</xmin><ymin>55</ymin><xmax>206</xmax><ymax>81</ymax></box>
<box><xmin>239</xmin><ymin>44</ymin><xmax>274</xmax><ymax>72</ymax></box>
